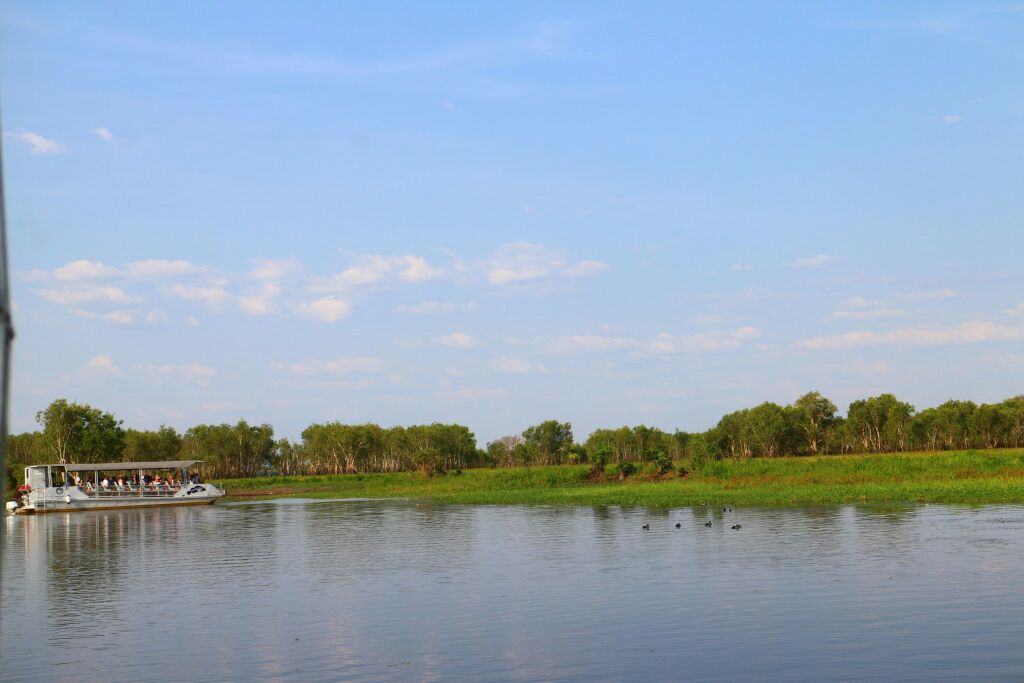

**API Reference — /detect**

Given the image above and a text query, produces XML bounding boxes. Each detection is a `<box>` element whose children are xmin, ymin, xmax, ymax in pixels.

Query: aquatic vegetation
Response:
<box><xmin>216</xmin><ymin>448</ymin><xmax>1024</xmax><ymax>507</ymax></box>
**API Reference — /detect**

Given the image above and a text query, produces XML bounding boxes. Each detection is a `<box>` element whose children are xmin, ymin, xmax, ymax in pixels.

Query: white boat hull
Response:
<box><xmin>15</xmin><ymin>483</ymin><xmax>227</xmax><ymax>515</ymax></box>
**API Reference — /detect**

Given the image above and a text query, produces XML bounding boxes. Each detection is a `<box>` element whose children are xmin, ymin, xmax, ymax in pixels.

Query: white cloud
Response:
<box><xmin>908</xmin><ymin>288</ymin><xmax>957</xmax><ymax>300</ymax></box>
<box><xmin>1008</xmin><ymin>303</ymin><xmax>1024</xmax><ymax>317</ymax></box>
<box><xmin>273</xmin><ymin>356</ymin><xmax>382</xmax><ymax>375</ymax></box>
<box><xmin>250</xmin><ymin>258</ymin><xmax>301</xmax><ymax>280</ymax></box>
<box><xmin>317</xmin><ymin>254</ymin><xmax>446</xmax><ymax>291</ymax></box>
<box><xmin>7</xmin><ymin>131</ymin><xmax>63</xmax><ymax>154</ymax></box>
<box><xmin>649</xmin><ymin>327</ymin><xmax>763</xmax><ymax>354</ymax></box>
<box><xmin>186</xmin><ymin>315</ymin><xmax>201</xmax><ymax>327</ymax></box>
<box><xmin>943</xmin><ymin>114</ymin><xmax>962</xmax><ymax>124</ymax></box>
<box><xmin>552</xmin><ymin>327</ymin><xmax>762</xmax><ymax>355</ymax></box>
<box><xmin>44</xmin><ymin>258</ymin><xmax>204</xmax><ymax>281</ymax></box>
<box><xmin>838</xmin><ymin>296</ymin><xmax>869</xmax><ymax>308</ymax></box>
<box><xmin>237</xmin><ymin>282</ymin><xmax>281</xmax><ymax>315</ymax></box>
<box><xmin>436</xmin><ymin>332</ymin><xmax>475</xmax><ymax>348</ymax></box>
<box><xmin>71</xmin><ymin>308</ymin><xmax>136</xmax><ymax>325</ymax></box>
<box><xmin>86</xmin><ymin>355</ymin><xmax>120</xmax><ymax>373</ymax></box>
<box><xmin>397</xmin><ymin>301</ymin><xmax>475</xmax><ymax>315</ymax></box>
<box><xmin>730</xmin><ymin>263</ymin><xmax>751</xmax><ymax>272</ymax></box>
<box><xmin>795</xmin><ymin>321</ymin><xmax>1023</xmax><ymax>350</ymax></box>
<box><xmin>788</xmin><ymin>253</ymin><xmax>836</xmax><ymax>269</ymax></box>
<box><xmin>296</xmin><ymin>296</ymin><xmax>352</xmax><ymax>322</ymax></box>
<box><xmin>37</xmin><ymin>285</ymin><xmax>138</xmax><ymax>305</ymax></box>
<box><xmin>485</xmin><ymin>243</ymin><xmax>609</xmax><ymax>285</ymax></box>
<box><xmin>71</xmin><ymin>307</ymin><xmax>166</xmax><ymax>325</ymax></box>
<box><xmin>563</xmin><ymin>259</ymin><xmax>611</xmax><ymax>279</ymax></box>
<box><xmin>489</xmin><ymin>356</ymin><xmax>547</xmax><ymax>374</ymax></box>
<box><xmin>93</xmin><ymin>127</ymin><xmax>114</xmax><ymax>142</ymax></box>
<box><xmin>126</xmin><ymin>259</ymin><xmax>204</xmax><ymax>278</ymax></box>
<box><xmin>827</xmin><ymin>308</ymin><xmax>907</xmax><ymax>320</ymax></box>
<box><xmin>400</xmin><ymin>255</ymin><xmax>446</xmax><ymax>282</ymax></box>
<box><xmin>164</xmin><ymin>284</ymin><xmax>232</xmax><ymax>310</ymax></box>
<box><xmin>53</xmin><ymin>260</ymin><xmax>120</xmax><ymax>280</ymax></box>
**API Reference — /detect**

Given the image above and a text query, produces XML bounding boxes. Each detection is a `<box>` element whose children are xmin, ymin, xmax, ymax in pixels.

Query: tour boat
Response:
<box><xmin>9</xmin><ymin>460</ymin><xmax>226</xmax><ymax>514</ymax></box>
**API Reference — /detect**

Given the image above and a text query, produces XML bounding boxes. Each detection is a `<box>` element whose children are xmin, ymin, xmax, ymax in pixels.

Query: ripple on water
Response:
<box><xmin>5</xmin><ymin>502</ymin><xmax>1024</xmax><ymax>682</ymax></box>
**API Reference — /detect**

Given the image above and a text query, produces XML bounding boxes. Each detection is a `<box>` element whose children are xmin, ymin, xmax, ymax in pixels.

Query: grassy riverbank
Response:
<box><xmin>214</xmin><ymin>448</ymin><xmax>1024</xmax><ymax>507</ymax></box>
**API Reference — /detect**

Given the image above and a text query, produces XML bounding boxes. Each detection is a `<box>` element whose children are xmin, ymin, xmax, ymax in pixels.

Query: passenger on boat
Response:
<box><xmin>101</xmin><ymin>477</ymin><xmax>110</xmax><ymax>490</ymax></box>
<box><xmin>73</xmin><ymin>474</ymin><xmax>83</xmax><ymax>488</ymax></box>
<box><xmin>116</xmin><ymin>477</ymin><xmax>125</xmax><ymax>491</ymax></box>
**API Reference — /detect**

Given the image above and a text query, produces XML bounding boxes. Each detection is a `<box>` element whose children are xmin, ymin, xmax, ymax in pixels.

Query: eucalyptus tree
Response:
<box><xmin>522</xmin><ymin>420</ymin><xmax>574</xmax><ymax>465</ymax></box>
<box><xmin>123</xmin><ymin>425</ymin><xmax>182</xmax><ymax>461</ymax></box>
<box><xmin>846</xmin><ymin>394</ymin><xmax>915</xmax><ymax>452</ymax></box>
<box><xmin>792</xmin><ymin>391</ymin><xmax>838</xmax><ymax>454</ymax></box>
<box><xmin>35</xmin><ymin>399</ymin><xmax>125</xmax><ymax>464</ymax></box>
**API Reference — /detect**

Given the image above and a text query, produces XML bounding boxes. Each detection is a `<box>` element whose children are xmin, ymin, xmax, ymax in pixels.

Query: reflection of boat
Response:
<box><xmin>11</xmin><ymin>460</ymin><xmax>226</xmax><ymax>514</ymax></box>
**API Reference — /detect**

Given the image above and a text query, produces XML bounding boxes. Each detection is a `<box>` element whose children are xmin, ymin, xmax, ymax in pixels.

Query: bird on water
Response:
<box><xmin>642</xmin><ymin>523</ymin><xmax>650</xmax><ymax>530</ymax></box>
<box><xmin>675</xmin><ymin>522</ymin><xmax>681</xmax><ymax>528</ymax></box>
<box><xmin>731</xmin><ymin>523</ymin><xmax>742</xmax><ymax>530</ymax></box>
<box><xmin>704</xmin><ymin>521</ymin><xmax>712</xmax><ymax>527</ymax></box>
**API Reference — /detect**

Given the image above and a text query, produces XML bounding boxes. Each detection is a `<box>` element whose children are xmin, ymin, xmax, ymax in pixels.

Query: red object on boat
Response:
<box><xmin>17</xmin><ymin>484</ymin><xmax>31</xmax><ymax>492</ymax></box>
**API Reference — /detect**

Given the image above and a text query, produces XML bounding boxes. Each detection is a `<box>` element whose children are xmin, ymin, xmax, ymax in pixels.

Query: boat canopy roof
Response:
<box><xmin>60</xmin><ymin>460</ymin><xmax>204</xmax><ymax>472</ymax></box>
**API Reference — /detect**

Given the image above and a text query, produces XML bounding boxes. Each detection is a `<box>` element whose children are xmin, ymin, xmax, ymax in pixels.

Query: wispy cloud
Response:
<box><xmin>53</xmin><ymin>260</ymin><xmax>121</xmax><ymax>280</ymax></box>
<box><xmin>5</xmin><ymin>130</ymin><xmax>63</xmax><ymax>154</ymax></box>
<box><xmin>826</xmin><ymin>308</ymin><xmax>907</xmax><ymax>321</ymax></box>
<box><xmin>550</xmin><ymin>327</ymin><xmax>761</xmax><ymax>355</ymax></box>
<box><xmin>70</xmin><ymin>308</ymin><xmax>165</xmax><ymax>325</ymax></box>
<box><xmin>489</xmin><ymin>356</ymin><xmax>548</xmax><ymax>374</ymax></box>
<box><xmin>106</xmin><ymin>23</ymin><xmax>565</xmax><ymax>80</ymax></box>
<box><xmin>436</xmin><ymin>332</ymin><xmax>476</xmax><ymax>348</ymax></box>
<box><xmin>249</xmin><ymin>258</ymin><xmax>301</xmax><ymax>281</ymax></box>
<box><xmin>397</xmin><ymin>301</ymin><xmax>476</xmax><ymax>315</ymax></box>
<box><xmin>795</xmin><ymin>321</ymin><xmax>1022</xmax><ymax>350</ymax></box>
<box><xmin>41</xmin><ymin>258</ymin><xmax>206</xmax><ymax>281</ymax></box>
<box><xmin>943</xmin><ymin>114</ymin><xmax>962</xmax><ymax>124</ymax></box>
<box><xmin>93</xmin><ymin>127</ymin><xmax>114</xmax><ymax>141</ymax></box>
<box><xmin>788</xmin><ymin>253</ymin><xmax>836</xmax><ymax>269</ymax></box>
<box><xmin>295</xmin><ymin>297</ymin><xmax>352</xmax><ymax>322</ymax></box>
<box><xmin>908</xmin><ymin>288</ymin><xmax>957</xmax><ymax>300</ymax></box>
<box><xmin>37</xmin><ymin>285</ymin><xmax>139</xmax><ymax>306</ymax></box>
<box><xmin>237</xmin><ymin>282</ymin><xmax>281</xmax><ymax>315</ymax></box>
<box><xmin>730</xmin><ymin>263</ymin><xmax>751</xmax><ymax>272</ymax></box>
<box><xmin>313</xmin><ymin>254</ymin><xmax>446</xmax><ymax>292</ymax></box>
<box><xmin>484</xmin><ymin>243</ymin><xmax>609</xmax><ymax>285</ymax></box>
<box><xmin>86</xmin><ymin>354</ymin><xmax>120</xmax><ymax>373</ymax></box>
<box><xmin>164</xmin><ymin>284</ymin><xmax>232</xmax><ymax>310</ymax></box>
<box><xmin>272</xmin><ymin>356</ymin><xmax>382</xmax><ymax>375</ymax></box>
<box><xmin>126</xmin><ymin>259</ymin><xmax>205</xmax><ymax>278</ymax></box>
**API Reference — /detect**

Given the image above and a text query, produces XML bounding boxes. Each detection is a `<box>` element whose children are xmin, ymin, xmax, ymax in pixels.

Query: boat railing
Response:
<box><xmin>82</xmin><ymin>486</ymin><xmax>184</xmax><ymax>498</ymax></box>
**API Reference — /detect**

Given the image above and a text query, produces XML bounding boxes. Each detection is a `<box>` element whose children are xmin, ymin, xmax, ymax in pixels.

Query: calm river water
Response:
<box><xmin>3</xmin><ymin>500</ymin><xmax>1024</xmax><ymax>681</ymax></box>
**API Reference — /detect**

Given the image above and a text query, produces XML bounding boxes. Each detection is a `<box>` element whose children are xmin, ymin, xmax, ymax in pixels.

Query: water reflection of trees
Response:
<box><xmin>301</xmin><ymin>501</ymin><xmax>480</xmax><ymax>581</ymax></box>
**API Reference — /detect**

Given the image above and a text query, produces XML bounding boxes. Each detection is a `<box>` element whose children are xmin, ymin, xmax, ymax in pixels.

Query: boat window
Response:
<box><xmin>49</xmin><ymin>466</ymin><xmax>67</xmax><ymax>488</ymax></box>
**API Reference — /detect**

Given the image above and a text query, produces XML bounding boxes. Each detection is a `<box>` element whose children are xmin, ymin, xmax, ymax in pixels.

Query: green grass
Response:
<box><xmin>213</xmin><ymin>448</ymin><xmax>1024</xmax><ymax>507</ymax></box>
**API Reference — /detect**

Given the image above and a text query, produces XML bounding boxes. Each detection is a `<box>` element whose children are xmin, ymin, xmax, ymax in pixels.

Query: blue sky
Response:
<box><xmin>2</xmin><ymin>2</ymin><xmax>1022</xmax><ymax>444</ymax></box>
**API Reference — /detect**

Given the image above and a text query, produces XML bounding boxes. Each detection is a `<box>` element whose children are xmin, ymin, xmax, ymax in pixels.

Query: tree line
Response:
<box><xmin>8</xmin><ymin>393</ymin><xmax>1024</xmax><ymax>479</ymax></box>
